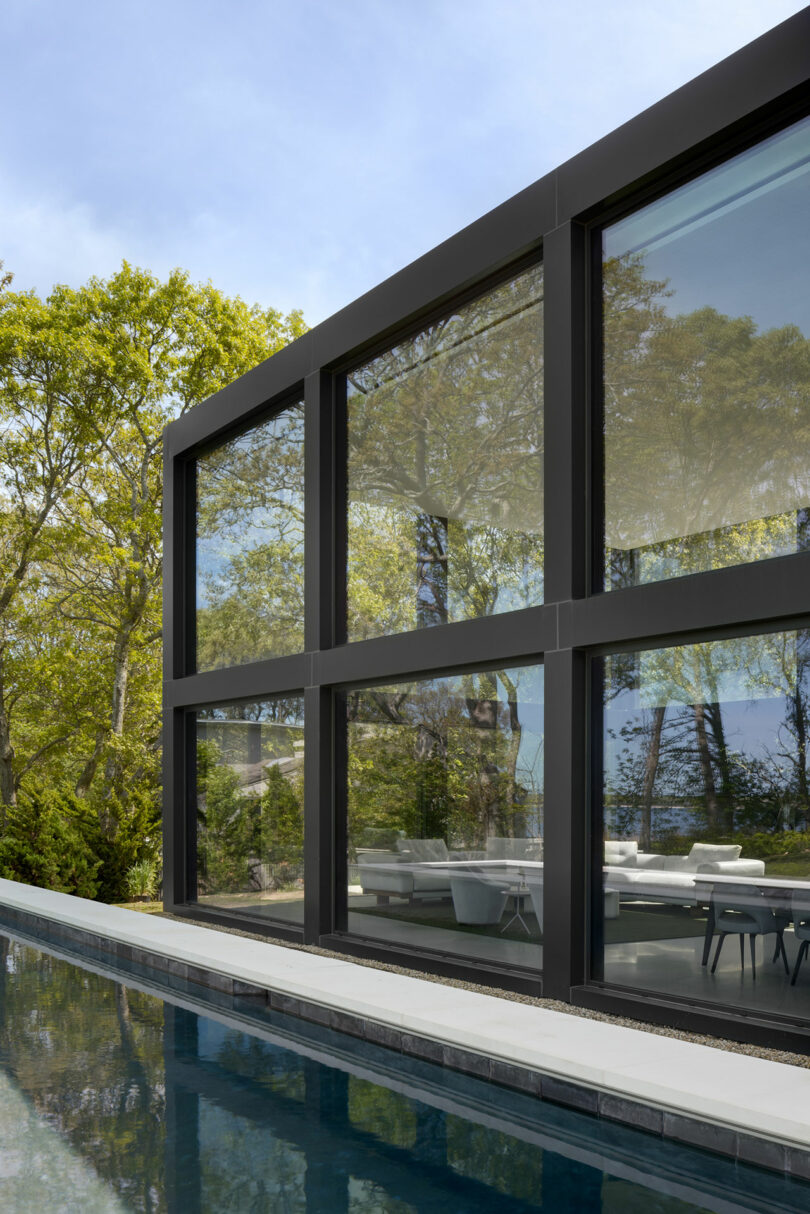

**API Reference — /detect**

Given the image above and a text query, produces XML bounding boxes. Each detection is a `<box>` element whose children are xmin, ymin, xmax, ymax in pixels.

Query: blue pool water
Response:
<box><xmin>0</xmin><ymin>927</ymin><xmax>807</xmax><ymax>1212</ymax></box>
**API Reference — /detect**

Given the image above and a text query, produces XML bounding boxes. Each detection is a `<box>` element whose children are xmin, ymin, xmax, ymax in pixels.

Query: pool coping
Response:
<box><xmin>1</xmin><ymin>879</ymin><xmax>809</xmax><ymax>1181</ymax></box>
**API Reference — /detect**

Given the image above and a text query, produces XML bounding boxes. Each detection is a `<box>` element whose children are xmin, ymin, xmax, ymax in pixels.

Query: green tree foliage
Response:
<box><xmin>346</xmin><ymin>671</ymin><xmax>542</xmax><ymax>857</ymax></box>
<box><xmin>196</xmin><ymin>404</ymin><xmax>305</xmax><ymax>669</ymax></box>
<box><xmin>0</xmin><ymin>261</ymin><xmax>305</xmax><ymax>899</ymax></box>
<box><xmin>0</xmin><ymin>784</ymin><xmax>101</xmax><ymax>897</ymax></box>
<box><xmin>260</xmin><ymin>763</ymin><xmax>304</xmax><ymax>880</ymax></box>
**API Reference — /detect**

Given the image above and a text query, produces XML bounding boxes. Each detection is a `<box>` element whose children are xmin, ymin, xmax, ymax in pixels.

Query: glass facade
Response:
<box><xmin>195</xmin><ymin>698</ymin><xmax>305</xmax><ymax>925</ymax></box>
<box><xmin>603</xmin><ymin>113</ymin><xmax>810</xmax><ymax>590</ymax></box>
<box><xmin>166</xmin><ymin>19</ymin><xmax>810</xmax><ymax>1049</ymax></box>
<box><xmin>344</xmin><ymin>664</ymin><xmax>544</xmax><ymax>968</ymax></box>
<box><xmin>346</xmin><ymin>263</ymin><xmax>544</xmax><ymax>641</ymax></box>
<box><xmin>195</xmin><ymin>402</ymin><xmax>305</xmax><ymax>670</ymax></box>
<box><xmin>598</xmin><ymin>630</ymin><xmax>810</xmax><ymax>1020</ymax></box>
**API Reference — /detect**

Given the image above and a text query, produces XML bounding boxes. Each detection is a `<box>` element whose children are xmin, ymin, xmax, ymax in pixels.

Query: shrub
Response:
<box><xmin>124</xmin><ymin>857</ymin><xmax>160</xmax><ymax>900</ymax></box>
<box><xmin>0</xmin><ymin>785</ymin><xmax>101</xmax><ymax>898</ymax></box>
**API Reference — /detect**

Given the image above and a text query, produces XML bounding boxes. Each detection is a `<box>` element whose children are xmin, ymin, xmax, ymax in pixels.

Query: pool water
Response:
<box><xmin>0</xmin><ymin>928</ymin><xmax>807</xmax><ymax>1212</ymax></box>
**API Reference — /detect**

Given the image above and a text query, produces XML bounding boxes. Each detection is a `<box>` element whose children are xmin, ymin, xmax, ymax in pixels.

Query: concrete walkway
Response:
<box><xmin>1</xmin><ymin>878</ymin><xmax>808</xmax><ymax>1156</ymax></box>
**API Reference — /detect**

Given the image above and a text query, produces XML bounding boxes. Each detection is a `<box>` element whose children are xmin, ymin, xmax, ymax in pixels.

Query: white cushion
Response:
<box><xmin>634</xmin><ymin>853</ymin><xmax>667</xmax><ymax>869</ymax></box>
<box><xmin>396</xmin><ymin>838</ymin><xmax>449</xmax><ymax>863</ymax></box>
<box><xmin>697</xmin><ymin>859</ymin><xmax>765</xmax><ymax>876</ymax></box>
<box><xmin>604</xmin><ymin>840</ymin><xmax>638</xmax><ymax>866</ymax></box>
<box><xmin>605</xmin><ymin>840</ymin><xmax>638</xmax><ymax>855</ymax></box>
<box><xmin>688</xmin><ymin>843</ymin><xmax>741</xmax><ymax>865</ymax></box>
<box><xmin>360</xmin><ymin>849</ymin><xmax>401</xmax><ymax>865</ymax></box>
<box><xmin>662</xmin><ymin>855</ymin><xmax>693</xmax><ymax>872</ymax></box>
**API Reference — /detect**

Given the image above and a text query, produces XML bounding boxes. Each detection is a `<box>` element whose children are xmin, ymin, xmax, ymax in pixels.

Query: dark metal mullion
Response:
<box><xmin>165</xmin><ymin>655</ymin><xmax>310</xmax><ymax>710</ymax></box>
<box><xmin>316</xmin><ymin>606</ymin><xmax>556</xmax><ymax>688</ymax></box>
<box><xmin>304</xmin><ymin>686</ymin><xmax>334</xmax><ymax>943</ymax></box>
<box><xmin>568</xmin><ymin>553</ymin><xmax>810</xmax><ymax>651</ymax></box>
<box><xmin>542</xmin><ymin>220</ymin><xmax>588</xmax><ymax>1000</ymax></box>
<box><xmin>304</xmin><ymin>370</ymin><xmax>337</xmax><ymax>943</ymax></box>
<box><xmin>185</xmin><ymin>711</ymin><xmax>197</xmax><ymax>905</ymax></box>
<box><xmin>588</xmin><ymin>657</ymin><xmax>605</xmax><ymax>982</ymax></box>
<box><xmin>543</xmin><ymin>649</ymin><xmax>589</xmax><ymax>998</ymax></box>
<box><xmin>162</xmin><ymin>443</ymin><xmax>194</xmax><ymax>909</ymax></box>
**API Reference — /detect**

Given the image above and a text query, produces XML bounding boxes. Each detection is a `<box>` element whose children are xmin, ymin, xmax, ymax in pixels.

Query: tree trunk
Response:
<box><xmin>640</xmin><ymin>706</ymin><xmax>665</xmax><ymax>851</ymax></box>
<box><xmin>75</xmin><ymin>616</ymin><xmax>136</xmax><ymax>820</ymax></box>
<box><xmin>499</xmin><ymin>669</ymin><xmax>524</xmax><ymax>836</ymax></box>
<box><xmin>705</xmin><ymin>700</ymin><xmax>734</xmax><ymax>834</ymax></box>
<box><xmin>791</xmin><ymin>688</ymin><xmax>809</xmax><ymax>825</ymax></box>
<box><xmin>0</xmin><ymin>651</ymin><xmax>16</xmax><ymax>815</ymax></box>
<box><xmin>102</xmin><ymin>624</ymin><xmax>133</xmax><ymax>794</ymax></box>
<box><xmin>74</xmin><ymin>729</ymin><xmax>106</xmax><ymax>798</ymax></box>
<box><xmin>692</xmin><ymin>702</ymin><xmax>719</xmax><ymax>832</ymax></box>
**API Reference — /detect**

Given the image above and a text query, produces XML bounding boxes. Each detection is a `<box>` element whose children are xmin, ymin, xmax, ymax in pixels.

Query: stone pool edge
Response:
<box><xmin>0</xmin><ymin>879</ymin><xmax>808</xmax><ymax>1182</ymax></box>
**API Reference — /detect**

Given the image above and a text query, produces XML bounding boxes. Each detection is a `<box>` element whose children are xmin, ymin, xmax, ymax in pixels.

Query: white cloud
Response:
<box><xmin>0</xmin><ymin>181</ymin><xmax>129</xmax><ymax>294</ymax></box>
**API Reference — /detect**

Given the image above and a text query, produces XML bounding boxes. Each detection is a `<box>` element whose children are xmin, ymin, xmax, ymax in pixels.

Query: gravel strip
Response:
<box><xmin>157</xmin><ymin>912</ymin><xmax>809</xmax><ymax>1070</ymax></box>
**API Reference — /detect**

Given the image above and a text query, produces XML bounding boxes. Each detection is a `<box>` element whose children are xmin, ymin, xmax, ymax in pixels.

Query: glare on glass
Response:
<box><xmin>599</xmin><ymin>629</ymin><xmax>810</xmax><ymax>1020</ymax></box>
<box><xmin>344</xmin><ymin>664</ymin><xmax>544</xmax><ymax>968</ymax></box>
<box><xmin>603</xmin><ymin>114</ymin><xmax>810</xmax><ymax>588</ymax></box>
<box><xmin>346</xmin><ymin>264</ymin><xmax>544</xmax><ymax>641</ymax></box>
<box><xmin>196</xmin><ymin>402</ymin><xmax>305</xmax><ymax>670</ymax></box>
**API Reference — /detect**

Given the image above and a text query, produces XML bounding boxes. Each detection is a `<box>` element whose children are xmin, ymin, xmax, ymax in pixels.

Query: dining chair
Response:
<box><xmin>710</xmin><ymin>883</ymin><xmax>789</xmax><ymax>979</ymax></box>
<box><xmin>790</xmin><ymin>887</ymin><xmax>810</xmax><ymax>986</ymax></box>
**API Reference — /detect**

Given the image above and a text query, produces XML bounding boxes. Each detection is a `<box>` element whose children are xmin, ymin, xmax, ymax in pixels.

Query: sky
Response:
<box><xmin>1</xmin><ymin>0</ymin><xmax>805</xmax><ymax>327</ymax></box>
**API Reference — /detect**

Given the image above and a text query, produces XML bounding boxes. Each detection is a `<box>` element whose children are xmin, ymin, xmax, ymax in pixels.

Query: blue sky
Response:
<box><xmin>1</xmin><ymin>1</ymin><xmax>805</xmax><ymax>326</ymax></box>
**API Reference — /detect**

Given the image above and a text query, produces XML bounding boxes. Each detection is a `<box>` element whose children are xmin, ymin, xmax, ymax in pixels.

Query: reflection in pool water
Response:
<box><xmin>0</xmin><ymin>929</ymin><xmax>807</xmax><ymax>1212</ymax></box>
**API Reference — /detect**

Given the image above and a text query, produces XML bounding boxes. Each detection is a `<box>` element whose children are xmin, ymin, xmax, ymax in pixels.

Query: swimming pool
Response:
<box><xmin>0</xmin><ymin>926</ymin><xmax>807</xmax><ymax>1212</ymax></box>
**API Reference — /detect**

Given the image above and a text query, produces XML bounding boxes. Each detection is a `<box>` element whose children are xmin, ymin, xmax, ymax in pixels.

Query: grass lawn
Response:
<box><xmin>763</xmin><ymin>857</ymin><xmax>810</xmax><ymax>879</ymax></box>
<box><xmin>113</xmin><ymin>900</ymin><xmax>164</xmax><ymax>914</ymax></box>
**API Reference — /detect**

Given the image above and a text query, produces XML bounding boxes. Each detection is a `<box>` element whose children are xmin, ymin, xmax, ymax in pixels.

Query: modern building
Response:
<box><xmin>163</xmin><ymin>9</ymin><xmax>810</xmax><ymax>1052</ymax></box>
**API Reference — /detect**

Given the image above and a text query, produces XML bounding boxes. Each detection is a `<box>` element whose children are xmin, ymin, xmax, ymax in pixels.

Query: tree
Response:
<box><xmin>0</xmin><ymin>262</ymin><xmax>305</xmax><ymax>896</ymax></box>
<box><xmin>0</xmin><ymin>285</ymin><xmax>113</xmax><ymax>812</ymax></box>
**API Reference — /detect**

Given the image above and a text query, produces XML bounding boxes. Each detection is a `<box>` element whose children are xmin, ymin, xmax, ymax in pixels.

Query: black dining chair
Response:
<box><xmin>710</xmin><ymin>883</ymin><xmax>789</xmax><ymax>979</ymax></box>
<box><xmin>790</xmin><ymin>888</ymin><xmax>810</xmax><ymax>986</ymax></box>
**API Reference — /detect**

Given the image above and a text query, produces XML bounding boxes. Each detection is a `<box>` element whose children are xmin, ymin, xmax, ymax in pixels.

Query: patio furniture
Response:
<box><xmin>790</xmin><ymin>888</ymin><xmax>810</xmax><ymax>986</ymax></box>
<box><xmin>700</xmin><ymin>881</ymin><xmax>793</xmax><ymax>967</ymax></box>
<box><xmin>500</xmin><ymin>880</ymin><xmax>532</xmax><ymax>934</ymax></box>
<box><xmin>450</xmin><ymin>872</ymin><xmax>509</xmax><ymax>925</ymax></box>
<box><xmin>356</xmin><ymin>846</ymin><xmax>451</xmax><ymax>903</ymax></box>
<box><xmin>709</xmin><ymin>883</ymin><xmax>789</xmax><ymax>979</ymax></box>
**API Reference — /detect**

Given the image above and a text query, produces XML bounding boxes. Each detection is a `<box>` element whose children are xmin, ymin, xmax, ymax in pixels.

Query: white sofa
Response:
<box><xmin>356</xmin><ymin>838</ymin><xmax>460</xmax><ymax>902</ymax></box>
<box><xmin>603</xmin><ymin>840</ymin><xmax>766</xmax><ymax>907</ymax></box>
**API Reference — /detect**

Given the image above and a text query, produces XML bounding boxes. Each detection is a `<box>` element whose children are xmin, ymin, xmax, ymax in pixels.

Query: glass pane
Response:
<box><xmin>346</xmin><ymin>264</ymin><xmax>543</xmax><ymax>641</ymax></box>
<box><xmin>344</xmin><ymin>664</ymin><xmax>544</xmax><ymax>970</ymax></box>
<box><xmin>598</xmin><ymin>630</ymin><xmax>810</xmax><ymax>1022</ymax></box>
<box><xmin>196</xmin><ymin>402</ymin><xmax>305</xmax><ymax>670</ymax></box>
<box><xmin>195</xmin><ymin>697</ymin><xmax>304</xmax><ymax>925</ymax></box>
<box><xmin>603</xmin><ymin>114</ymin><xmax>810</xmax><ymax>589</ymax></box>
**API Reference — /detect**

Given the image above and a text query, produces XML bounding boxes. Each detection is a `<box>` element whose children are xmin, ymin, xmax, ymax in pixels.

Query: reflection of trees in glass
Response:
<box><xmin>196</xmin><ymin>700</ymin><xmax>304</xmax><ymax>898</ymax></box>
<box><xmin>347</xmin><ymin>265</ymin><xmax>544</xmax><ymax>641</ymax></box>
<box><xmin>603</xmin><ymin>254</ymin><xmax>810</xmax><ymax>587</ymax></box>
<box><xmin>604</xmin><ymin>631</ymin><xmax>810</xmax><ymax>865</ymax></box>
<box><xmin>196</xmin><ymin>403</ymin><xmax>305</xmax><ymax>670</ymax></box>
<box><xmin>346</xmin><ymin>668</ymin><xmax>543</xmax><ymax>852</ymax></box>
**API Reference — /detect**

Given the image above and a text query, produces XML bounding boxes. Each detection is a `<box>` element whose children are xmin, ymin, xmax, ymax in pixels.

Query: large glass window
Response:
<box><xmin>343</xmin><ymin>664</ymin><xmax>544</xmax><ymax>969</ymax></box>
<box><xmin>195</xmin><ymin>697</ymin><xmax>304</xmax><ymax>926</ymax></box>
<box><xmin>602</xmin><ymin>114</ymin><xmax>810</xmax><ymax>589</ymax></box>
<box><xmin>346</xmin><ymin>264</ymin><xmax>544</xmax><ymax>641</ymax></box>
<box><xmin>196</xmin><ymin>402</ymin><xmax>305</xmax><ymax>670</ymax></box>
<box><xmin>598</xmin><ymin>629</ymin><xmax>810</xmax><ymax>1021</ymax></box>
